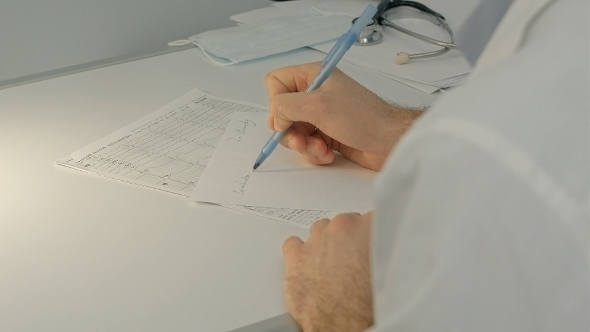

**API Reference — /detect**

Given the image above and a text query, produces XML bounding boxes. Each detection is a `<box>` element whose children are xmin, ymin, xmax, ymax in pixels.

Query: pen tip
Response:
<box><xmin>253</xmin><ymin>162</ymin><xmax>260</xmax><ymax>170</ymax></box>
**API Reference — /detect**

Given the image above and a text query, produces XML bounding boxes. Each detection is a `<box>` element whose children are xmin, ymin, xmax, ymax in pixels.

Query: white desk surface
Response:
<box><xmin>0</xmin><ymin>46</ymin><xmax>436</xmax><ymax>331</ymax></box>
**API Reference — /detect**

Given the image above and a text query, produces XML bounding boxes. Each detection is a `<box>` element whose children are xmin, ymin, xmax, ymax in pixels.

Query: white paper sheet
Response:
<box><xmin>190</xmin><ymin>112</ymin><xmax>376</xmax><ymax>212</ymax></box>
<box><xmin>56</xmin><ymin>89</ymin><xmax>267</xmax><ymax>195</ymax></box>
<box><xmin>56</xmin><ymin>89</ymin><xmax>337</xmax><ymax>228</ymax></box>
<box><xmin>224</xmin><ymin>205</ymin><xmax>338</xmax><ymax>228</ymax></box>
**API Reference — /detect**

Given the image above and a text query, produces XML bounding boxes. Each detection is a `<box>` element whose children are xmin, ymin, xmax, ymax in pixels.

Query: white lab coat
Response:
<box><xmin>369</xmin><ymin>0</ymin><xmax>589</xmax><ymax>330</ymax></box>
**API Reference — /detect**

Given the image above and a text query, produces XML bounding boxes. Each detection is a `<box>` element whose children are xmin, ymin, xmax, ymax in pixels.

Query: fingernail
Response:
<box><xmin>307</xmin><ymin>142</ymin><xmax>319</xmax><ymax>155</ymax></box>
<box><xmin>318</xmin><ymin>154</ymin><xmax>331</xmax><ymax>163</ymax></box>
<box><xmin>288</xmin><ymin>139</ymin><xmax>296</xmax><ymax>149</ymax></box>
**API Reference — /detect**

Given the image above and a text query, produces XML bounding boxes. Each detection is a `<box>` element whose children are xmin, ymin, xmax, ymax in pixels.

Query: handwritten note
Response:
<box><xmin>190</xmin><ymin>112</ymin><xmax>376</xmax><ymax>212</ymax></box>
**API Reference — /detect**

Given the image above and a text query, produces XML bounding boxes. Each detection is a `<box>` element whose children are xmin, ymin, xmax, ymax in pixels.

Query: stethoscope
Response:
<box><xmin>354</xmin><ymin>0</ymin><xmax>458</xmax><ymax>64</ymax></box>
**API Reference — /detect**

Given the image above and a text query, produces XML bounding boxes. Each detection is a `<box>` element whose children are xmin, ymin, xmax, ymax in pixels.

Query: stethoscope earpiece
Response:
<box><xmin>395</xmin><ymin>52</ymin><xmax>410</xmax><ymax>65</ymax></box>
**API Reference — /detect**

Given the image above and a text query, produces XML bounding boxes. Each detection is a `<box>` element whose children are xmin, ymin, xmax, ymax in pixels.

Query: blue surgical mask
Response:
<box><xmin>179</xmin><ymin>6</ymin><xmax>352</xmax><ymax>65</ymax></box>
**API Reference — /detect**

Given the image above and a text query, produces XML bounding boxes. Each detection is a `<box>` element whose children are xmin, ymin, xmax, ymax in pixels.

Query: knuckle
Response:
<box><xmin>328</xmin><ymin>212</ymin><xmax>361</xmax><ymax>231</ymax></box>
<box><xmin>268</xmin><ymin>96</ymin><xmax>280</xmax><ymax>115</ymax></box>
<box><xmin>282</xmin><ymin>236</ymin><xmax>302</xmax><ymax>256</ymax></box>
<box><xmin>306</xmin><ymin>92</ymin><xmax>328</xmax><ymax>108</ymax></box>
<box><xmin>264</xmin><ymin>71</ymin><xmax>274</xmax><ymax>83</ymax></box>
<box><xmin>303</xmin><ymin>94</ymin><xmax>331</xmax><ymax>126</ymax></box>
<box><xmin>309</xmin><ymin>218</ymin><xmax>329</xmax><ymax>234</ymax></box>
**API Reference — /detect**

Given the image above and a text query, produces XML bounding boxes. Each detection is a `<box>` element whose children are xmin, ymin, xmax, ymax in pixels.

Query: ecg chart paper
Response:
<box><xmin>56</xmin><ymin>89</ymin><xmax>335</xmax><ymax>228</ymax></box>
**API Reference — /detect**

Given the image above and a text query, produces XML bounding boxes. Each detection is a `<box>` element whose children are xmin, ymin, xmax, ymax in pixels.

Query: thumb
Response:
<box><xmin>269</xmin><ymin>92</ymin><xmax>322</xmax><ymax>132</ymax></box>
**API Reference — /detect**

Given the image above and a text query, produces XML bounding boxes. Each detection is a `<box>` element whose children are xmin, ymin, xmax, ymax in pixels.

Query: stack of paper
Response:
<box><xmin>190</xmin><ymin>111</ymin><xmax>375</xmax><ymax>212</ymax></box>
<box><xmin>56</xmin><ymin>89</ymin><xmax>375</xmax><ymax>229</ymax></box>
<box><xmin>231</xmin><ymin>0</ymin><xmax>471</xmax><ymax>94</ymax></box>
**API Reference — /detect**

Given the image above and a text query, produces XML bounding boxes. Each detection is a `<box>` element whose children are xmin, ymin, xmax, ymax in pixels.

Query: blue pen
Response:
<box><xmin>252</xmin><ymin>4</ymin><xmax>378</xmax><ymax>170</ymax></box>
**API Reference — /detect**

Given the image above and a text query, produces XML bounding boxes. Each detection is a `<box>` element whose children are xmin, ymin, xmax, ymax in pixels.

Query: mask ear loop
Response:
<box><xmin>167</xmin><ymin>39</ymin><xmax>237</xmax><ymax>65</ymax></box>
<box><xmin>167</xmin><ymin>39</ymin><xmax>192</xmax><ymax>47</ymax></box>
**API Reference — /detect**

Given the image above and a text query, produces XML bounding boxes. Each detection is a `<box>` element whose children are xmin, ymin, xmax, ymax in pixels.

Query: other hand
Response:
<box><xmin>282</xmin><ymin>212</ymin><xmax>374</xmax><ymax>331</ymax></box>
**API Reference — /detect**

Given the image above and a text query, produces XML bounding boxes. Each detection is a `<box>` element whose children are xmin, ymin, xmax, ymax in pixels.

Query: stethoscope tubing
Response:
<box><xmin>381</xmin><ymin>15</ymin><xmax>457</xmax><ymax>60</ymax></box>
<box><xmin>364</xmin><ymin>0</ymin><xmax>458</xmax><ymax>63</ymax></box>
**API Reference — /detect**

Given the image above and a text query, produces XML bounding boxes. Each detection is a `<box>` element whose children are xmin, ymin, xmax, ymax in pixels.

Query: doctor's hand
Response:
<box><xmin>283</xmin><ymin>212</ymin><xmax>374</xmax><ymax>332</ymax></box>
<box><xmin>265</xmin><ymin>62</ymin><xmax>422</xmax><ymax>171</ymax></box>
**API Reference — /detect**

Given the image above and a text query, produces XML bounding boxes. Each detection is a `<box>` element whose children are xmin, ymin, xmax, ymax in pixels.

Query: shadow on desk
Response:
<box><xmin>229</xmin><ymin>313</ymin><xmax>300</xmax><ymax>332</ymax></box>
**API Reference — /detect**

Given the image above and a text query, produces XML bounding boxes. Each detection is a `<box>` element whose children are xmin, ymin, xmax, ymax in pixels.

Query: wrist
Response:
<box><xmin>379</xmin><ymin>101</ymin><xmax>423</xmax><ymax>154</ymax></box>
<box><xmin>297</xmin><ymin>292</ymin><xmax>373</xmax><ymax>332</ymax></box>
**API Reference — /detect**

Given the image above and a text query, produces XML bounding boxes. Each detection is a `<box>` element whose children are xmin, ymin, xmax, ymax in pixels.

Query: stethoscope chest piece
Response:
<box><xmin>351</xmin><ymin>1</ymin><xmax>457</xmax><ymax>64</ymax></box>
<box><xmin>353</xmin><ymin>18</ymin><xmax>383</xmax><ymax>46</ymax></box>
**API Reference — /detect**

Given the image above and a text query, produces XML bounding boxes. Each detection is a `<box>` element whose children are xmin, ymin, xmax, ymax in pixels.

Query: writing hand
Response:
<box><xmin>265</xmin><ymin>62</ymin><xmax>422</xmax><ymax>171</ymax></box>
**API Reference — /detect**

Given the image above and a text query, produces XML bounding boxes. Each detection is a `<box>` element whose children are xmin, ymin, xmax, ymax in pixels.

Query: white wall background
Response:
<box><xmin>0</xmin><ymin>0</ymin><xmax>271</xmax><ymax>83</ymax></box>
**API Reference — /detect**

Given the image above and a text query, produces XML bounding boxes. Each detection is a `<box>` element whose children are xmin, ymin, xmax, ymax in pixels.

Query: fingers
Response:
<box><xmin>265</xmin><ymin>64</ymin><xmax>343</xmax><ymax>166</ymax></box>
<box><xmin>264</xmin><ymin>62</ymin><xmax>323</xmax><ymax>99</ymax></box>
<box><xmin>269</xmin><ymin>91</ymin><xmax>321</xmax><ymax>132</ymax></box>
<box><xmin>279</xmin><ymin>126</ymin><xmax>334</xmax><ymax>165</ymax></box>
<box><xmin>283</xmin><ymin>212</ymin><xmax>371</xmax><ymax>264</ymax></box>
<box><xmin>282</xmin><ymin>217</ymin><xmax>329</xmax><ymax>259</ymax></box>
<box><xmin>282</xmin><ymin>235</ymin><xmax>304</xmax><ymax>261</ymax></box>
<box><xmin>304</xmin><ymin>131</ymin><xmax>335</xmax><ymax>165</ymax></box>
<box><xmin>309</xmin><ymin>218</ymin><xmax>330</xmax><ymax>234</ymax></box>
<box><xmin>282</xmin><ymin>217</ymin><xmax>329</xmax><ymax>264</ymax></box>
<box><xmin>265</xmin><ymin>63</ymin><xmax>327</xmax><ymax>133</ymax></box>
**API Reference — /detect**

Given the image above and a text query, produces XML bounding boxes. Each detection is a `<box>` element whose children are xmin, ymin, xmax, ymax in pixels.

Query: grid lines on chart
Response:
<box><xmin>75</xmin><ymin>96</ymin><xmax>265</xmax><ymax>194</ymax></box>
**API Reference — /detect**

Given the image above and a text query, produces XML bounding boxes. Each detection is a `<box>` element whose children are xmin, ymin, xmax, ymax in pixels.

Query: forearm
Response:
<box><xmin>386</xmin><ymin>102</ymin><xmax>424</xmax><ymax>147</ymax></box>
